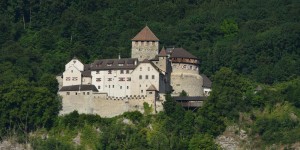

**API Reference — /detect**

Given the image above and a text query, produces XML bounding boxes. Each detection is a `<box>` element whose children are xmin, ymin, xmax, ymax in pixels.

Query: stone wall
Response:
<box><xmin>171</xmin><ymin>73</ymin><xmax>204</xmax><ymax>96</ymax></box>
<box><xmin>59</xmin><ymin>91</ymin><xmax>160</xmax><ymax>117</ymax></box>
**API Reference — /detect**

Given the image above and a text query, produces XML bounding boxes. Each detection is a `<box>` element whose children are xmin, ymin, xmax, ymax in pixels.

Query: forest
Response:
<box><xmin>0</xmin><ymin>0</ymin><xmax>299</xmax><ymax>149</ymax></box>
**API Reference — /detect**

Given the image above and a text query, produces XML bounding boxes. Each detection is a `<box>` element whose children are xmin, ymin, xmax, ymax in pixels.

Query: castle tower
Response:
<box><xmin>169</xmin><ymin>48</ymin><xmax>204</xmax><ymax>96</ymax></box>
<box><xmin>131</xmin><ymin>26</ymin><xmax>159</xmax><ymax>61</ymax></box>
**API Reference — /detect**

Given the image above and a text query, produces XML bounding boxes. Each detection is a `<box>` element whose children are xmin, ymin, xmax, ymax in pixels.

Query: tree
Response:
<box><xmin>188</xmin><ymin>134</ymin><xmax>220</xmax><ymax>150</ymax></box>
<box><xmin>0</xmin><ymin>79</ymin><xmax>61</xmax><ymax>137</ymax></box>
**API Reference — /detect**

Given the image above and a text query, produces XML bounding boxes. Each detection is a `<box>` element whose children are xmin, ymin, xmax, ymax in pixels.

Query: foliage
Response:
<box><xmin>0</xmin><ymin>79</ymin><xmax>61</xmax><ymax>138</ymax></box>
<box><xmin>188</xmin><ymin>134</ymin><xmax>220</xmax><ymax>150</ymax></box>
<box><xmin>31</xmin><ymin>138</ymin><xmax>73</xmax><ymax>150</ymax></box>
<box><xmin>252</xmin><ymin>103</ymin><xmax>300</xmax><ymax>144</ymax></box>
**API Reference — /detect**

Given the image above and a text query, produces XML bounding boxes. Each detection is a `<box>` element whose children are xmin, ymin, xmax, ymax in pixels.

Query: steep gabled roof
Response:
<box><xmin>158</xmin><ymin>47</ymin><xmax>167</xmax><ymax>57</ymax></box>
<box><xmin>132</xmin><ymin>26</ymin><xmax>159</xmax><ymax>41</ymax></box>
<box><xmin>147</xmin><ymin>85</ymin><xmax>158</xmax><ymax>91</ymax></box>
<box><xmin>170</xmin><ymin>48</ymin><xmax>197</xmax><ymax>59</ymax></box>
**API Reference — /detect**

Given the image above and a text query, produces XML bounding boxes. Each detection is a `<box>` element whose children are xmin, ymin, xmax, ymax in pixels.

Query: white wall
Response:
<box><xmin>65</xmin><ymin>58</ymin><xmax>84</xmax><ymax>71</ymax></box>
<box><xmin>131</xmin><ymin>63</ymin><xmax>160</xmax><ymax>96</ymax></box>
<box><xmin>91</xmin><ymin>69</ymin><xmax>132</xmax><ymax>97</ymax></box>
<box><xmin>63</xmin><ymin>65</ymin><xmax>82</xmax><ymax>86</ymax></box>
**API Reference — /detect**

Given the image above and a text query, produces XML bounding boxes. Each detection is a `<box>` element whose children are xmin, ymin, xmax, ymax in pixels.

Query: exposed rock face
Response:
<box><xmin>216</xmin><ymin>135</ymin><xmax>239</xmax><ymax>150</ymax></box>
<box><xmin>0</xmin><ymin>140</ymin><xmax>31</xmax><ymax>150</ymax></box>
<box><xmin>215</xmin><ymin>125</ymin><xmax>248</xmax><ymax>150</ymax></box>
<box><xmin>73</xmin><ymin>133</ymin><xmax>81</xmax><ymax>146</ymax></box>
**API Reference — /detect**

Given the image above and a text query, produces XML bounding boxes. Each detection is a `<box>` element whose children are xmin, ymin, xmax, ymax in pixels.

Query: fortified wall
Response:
<box><xmin>59</xmin><ymin>91</ymin><xmax>164</xmax><ymax>118</ymax></box>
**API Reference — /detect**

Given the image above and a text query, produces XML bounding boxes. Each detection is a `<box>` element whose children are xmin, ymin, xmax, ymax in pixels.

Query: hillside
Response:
<box><xmin>0</xmin><ymin>0</ymin><xmax>299</xmax><ymax>149</ymax></box>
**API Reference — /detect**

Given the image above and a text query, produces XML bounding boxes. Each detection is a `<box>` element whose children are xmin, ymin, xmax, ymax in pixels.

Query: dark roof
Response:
<box><xmin>82</xmin><ymin>70</ymin><xmax>91</xmax><ymax>77</ymax></box>
<box><xmin>158</xmin><ymin>47</ymin><xmax>167</xmax><ymax>57</ymax></box>
<box><xmin>201</xmin><ymin>74</ymin><xmax>212</xmax><ymax>88</ymax></box>
<box><xmin>173</xmin><ymin>96</ymin><xmax>207</xmax><ymax>101</ymax></box>
<box><xmin>84</xmin><ymin>64</ymin><xmax>90</xmax><ymax>71</ymax></box>
<box><xmin>59</xmin><ymin>85</ymin><xmax>98</xmax><ymax>92</ymax></box>
<box><xmin>147</xmin><ymin>85</ymin><xmax>158</xmax><ymax>91</ymax></box>
<box><xmin>132</xmin><ymin>26</ymin><xmax>159</xmax><ymax>41</ymax></box>
<box><xmin>170</xmin><ymin>48</ymin><xmax>197</xmax><ymax>59</ymax></box>
<box><xmin>91</xmin><ymin>58</ymin><xmax>138</xmax><ymax>70</ymax></box>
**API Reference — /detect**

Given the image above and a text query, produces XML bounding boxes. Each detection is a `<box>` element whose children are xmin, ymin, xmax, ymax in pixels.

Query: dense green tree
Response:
<box><xmin>0</xmin><ymin>79</ymin><xmax>61</xmax><ymax>137</ymax></box>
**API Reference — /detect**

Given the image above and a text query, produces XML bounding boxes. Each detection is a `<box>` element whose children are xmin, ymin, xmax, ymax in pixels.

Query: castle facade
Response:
<box><xmin>57</xmin><ymin>26</ymin><xmax>211</xmax><ymax>117</ymax></box>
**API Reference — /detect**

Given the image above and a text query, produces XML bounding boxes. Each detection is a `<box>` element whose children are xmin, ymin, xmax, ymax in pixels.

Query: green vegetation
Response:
<box><xmin>0</xmin><ymin>0</ymin><xmax>299</xmax><ymax>148</ymax></box>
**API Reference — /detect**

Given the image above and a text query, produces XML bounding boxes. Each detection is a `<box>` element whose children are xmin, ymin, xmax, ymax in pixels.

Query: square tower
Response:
<box><xmin>131</xmin><ymin>26</ymin><xmax>159</xmax><ymax>61</ymax></box>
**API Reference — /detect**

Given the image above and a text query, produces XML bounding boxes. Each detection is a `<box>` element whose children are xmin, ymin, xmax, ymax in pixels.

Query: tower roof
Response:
<box><xmin>170</xmin><ymin>48</ymin><xmax>197</xmax><ymax>59</ymax></box>
<box><xmin>158</xmin><ymin>47</ymin><xmax>167</xmax><ymax>57</ymax></box>
<box><xmin>132</xmin><ymin>26</ymin><xmax>159</xmax><ymax>41</ymax></box>
<box><xmin>146</xmin><ymin>84</ymin><xmax>158</xmax><ymax>91</ymax></box>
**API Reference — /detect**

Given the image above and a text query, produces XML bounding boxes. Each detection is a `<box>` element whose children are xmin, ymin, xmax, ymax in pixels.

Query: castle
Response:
<box><xmin>57</xmin><ymin>26</ymin><xmax>211</xmax><ymax>117</ymax></box>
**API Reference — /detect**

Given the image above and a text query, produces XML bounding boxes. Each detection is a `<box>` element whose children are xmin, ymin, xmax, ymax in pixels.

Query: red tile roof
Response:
<box><xmin>158</xmin><ymin>47</ymin><xmax>167</xmax><ymax>57</ymax></box>
<box><xmin>132</xmin><ymin>26</ymin><xmax>159</xmax><ymax>41</ymax></box>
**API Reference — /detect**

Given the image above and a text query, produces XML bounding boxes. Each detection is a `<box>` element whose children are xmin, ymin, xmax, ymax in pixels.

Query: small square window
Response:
<box><xmin>67</xmin><ymin>92</ymin><xmax>70</xmax><ymax>95</ymax></box>
<box><xmin>152</xmin><ymin>75</ymin><xmax>155</xmax><ymax>79</ymax></box>
<box><xmin>139</xmin><ymin>75</ymin><xmax>142</xmax><ymax>79</ymax></box>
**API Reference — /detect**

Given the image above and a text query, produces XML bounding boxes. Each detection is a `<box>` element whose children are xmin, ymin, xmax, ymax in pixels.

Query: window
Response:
<box><xmin>112</xmin><ymin>85</ymin><xmax>114</xmax><ymax>88</ymax></box>
<box><xmin>75</xmin><ymin>92</ymin><xmax>78</xmax><ymax>95</ymax></box>
<box><xmin>71</xmin><ymin>70</ymin><xmax>73</xmax><ymax>73</ymax></box>
<box><xmin>152</xmin><ymin>75</ymin><xmax>155</xmax><ymax>79</ymax></box>
<box><xmin>109</xmin><ymin>85</ymin><xmax>110</xmax><ymax>88</ymax></box>
<box><xmin>127</xmin><ymin>77</ymin><xmax>131</xmax><ymax>81</ymax></box>
<box><xmin>120</xmin><ymin>86</ymin><xmax>122</xmax><ymax>89</ymax></box>
<box><xmin>66</xmin><ymin>77</ymin><xmax>71</xmax><ymax>81</ymax></box>
<box><xmin>72</xmin><ymin>77</ymin><xmax>78</xmax><ymax>81</ymax></box>
<box><xmin>107</xmin><ymin>64</ymin><xmax>112</xmax><ymax>66</ymax></box>
<box><xmin>108</xmin><ymin>78</ymin><xmax>112</xmax><ymax>81</ymax></box>
<box><xmin>83</xmin><ymin>92</ymin><xmax>85</xmax><ymax>95</ymax></box>
<box><xmin>183</xmin><ymin>65</ymin><xmax>186</xmax><ymax>69</ymax></box>
<box><xmin>140</xmin><ymin>67</ymin><xmax>142</xmax><ymax>71</ymax></box>
<box><xmin>118</xmin><ymin>64</ymin><xmax>124</xmax><ymax>66</ymax></box>
<box><xmin>108</xmin><ymin>70</ymin><xmax>112</xmax><ymax>74</ymax></box>
<box><xmin>141</xmin><ymin>90</ymin><xmax>143</xmax><ymax>93</ymax></box>
<box><xmin>119</xmin><ymin>77</ymin><xmax>125</xmax><ymax>81</ymax></box>
<box><xmin>96</xmin><ymin>71</ymin><xmax>100</xmax><ymax>74</ymax></box>
<box><xmin>126</xmin><ymin>70</ymin><xmax>130</xmax><ymax>74</ymax></box>
<box><xmin>190</xmin><ymin>66</ymin><xmax>193</xmax><ymax>70</ymax></box>
<box><xmin>127</xmin><ymin>86</ymin><xmax>129</xmax><ymax>89</ymax></box>
<box><xmin>98</xmin><ymin>86</ymin><xmax>101</xmax><ymax>89</ymax></box>
<box><xmin>87</xmin><ymin>92</ymin><xmax>89</xmax><ymax>95</ymax></box>
<box><xmin>149</xmin><ymin>92</ymin><xmax>152</xmax><ymax>94</ymax></box>
<box><xmin>148</xmin><ymin>67</ymin><xmax>150</xmax><ymax>71</ymax></box>
<box><xmin>67</xmin><ymin>92</ymin><xmax>70</xmax><ymax>95</ymax></box>
<box><xmin>146</xmin><ymin>75</ymin><xmax>148</xmax><ymax>79</ymax></box>
<box><xmin>96</xmin><ymin>78</ymin><xmax>101</xmax><ymax>82</ymax></box>
<box><xmin>73</xmin><ymin>60</ymin><xmax>76</xmax><ymax>63</ymax></box>
<box><xmin>120</xmin><ymin>70</ymin><xmax>124</xmax><ymax>74</ymax></box>
<box><xmin>139</xmin><ymin>75</ymin><xmax>142</xmax><ymax>79</ymax></box>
